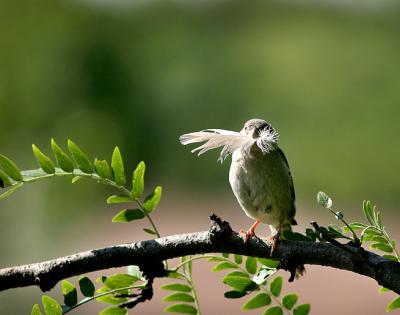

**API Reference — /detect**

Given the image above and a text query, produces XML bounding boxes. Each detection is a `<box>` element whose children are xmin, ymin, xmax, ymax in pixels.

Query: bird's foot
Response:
<box><xmin>240</xmin><ymin>228</ymin><xmax>256</xmax><ymax>243</ymax></box>
<box><xmin>267</xmin><ymin>234</ymin><xmax>279</xmax><ymax>256</ymax></box>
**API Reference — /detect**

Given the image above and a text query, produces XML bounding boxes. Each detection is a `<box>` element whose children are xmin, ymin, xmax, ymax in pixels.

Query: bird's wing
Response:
<box><xmin>179</xmin><ymin>128</ymin><xmax>279</xmax><ymax>162</ymax></box>
<box><xmin>277</xmin><ymin>148</ymin><xmax>296</xmax><ymax>223</ymax></box>
<box><xmin>179</xmin><ymin>129</ymin><xmax>253</xmax><ymax>162</ymax></box>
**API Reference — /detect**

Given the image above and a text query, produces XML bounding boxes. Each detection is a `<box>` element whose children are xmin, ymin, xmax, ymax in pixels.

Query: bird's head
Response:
<box><xmin>241</xmin><ymin>119</ymin><xmax>277</xmax><ymax>141</ymax></box>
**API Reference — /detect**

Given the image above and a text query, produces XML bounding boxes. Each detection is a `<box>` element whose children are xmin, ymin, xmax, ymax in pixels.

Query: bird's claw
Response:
<box><xmin>267</xmin><ymin>234</ymin><xmax>279</xmax><ymax>256</ymax></box>
<box><xmin>240</xmin><ymin>229</ymin><xmax>256</xmax><ymax>243</ymax></box>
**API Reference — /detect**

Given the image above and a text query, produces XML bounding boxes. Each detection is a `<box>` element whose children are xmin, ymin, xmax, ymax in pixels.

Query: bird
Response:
<box><xmin>179</xmin><ymin>118</ymin><xmax>298</xmax><ymax>256</ymax></box>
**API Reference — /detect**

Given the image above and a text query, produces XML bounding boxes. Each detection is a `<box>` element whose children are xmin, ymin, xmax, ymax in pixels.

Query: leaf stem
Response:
<box><xmin>63</xmin><ymin>283</ymin><xmax>147</xmax><ymax>314</ymax></box>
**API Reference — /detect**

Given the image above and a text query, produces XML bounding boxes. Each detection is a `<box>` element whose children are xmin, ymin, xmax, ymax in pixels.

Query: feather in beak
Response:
<box><xmin>179</xmin><ymin>128</ymin><xmax>279</xmax><ymax>163</ymax></box>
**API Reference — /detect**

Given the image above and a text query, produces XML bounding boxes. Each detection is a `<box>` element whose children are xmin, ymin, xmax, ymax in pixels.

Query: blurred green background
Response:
<box><xmin>0</xmin><ymin>0</ymin><xmax>399</xmax><ymax>314</ymax></box>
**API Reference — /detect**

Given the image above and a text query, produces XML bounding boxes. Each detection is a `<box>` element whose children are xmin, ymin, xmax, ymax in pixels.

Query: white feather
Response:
<box><xmin>179</xmin><ymin>128</ymin><xmax>278</xmax><ymax>163</ymax></box>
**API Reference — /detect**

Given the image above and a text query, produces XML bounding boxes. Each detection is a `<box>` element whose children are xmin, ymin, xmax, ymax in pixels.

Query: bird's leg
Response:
<box><xmin>267</xmin><ymin>225</ymin><xmax>281</xmax><ymax>256</ymax></box>
<box><xmin>240</xmin><ymin>220</ymin><xmax>260</xmax><ymax>242</ymax></box>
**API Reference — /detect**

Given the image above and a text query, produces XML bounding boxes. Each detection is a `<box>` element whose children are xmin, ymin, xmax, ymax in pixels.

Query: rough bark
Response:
<box><xmin>0</xmin><ymin>215</ymin><xmax>399</xmax><ymax>294</ymax></box>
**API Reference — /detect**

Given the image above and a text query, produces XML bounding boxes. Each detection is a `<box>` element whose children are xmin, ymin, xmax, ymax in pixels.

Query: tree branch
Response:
<box><xmin>1</xmin><ymin>214</ymin><xmax>399</xmax><ymax>294</ymax></box>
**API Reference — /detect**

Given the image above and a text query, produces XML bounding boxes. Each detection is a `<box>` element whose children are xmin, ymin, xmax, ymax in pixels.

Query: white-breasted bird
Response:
<box><xmin>179</xmin><ymin>118</ymin><xmax>298</xmax><ymax>255</ymax></box>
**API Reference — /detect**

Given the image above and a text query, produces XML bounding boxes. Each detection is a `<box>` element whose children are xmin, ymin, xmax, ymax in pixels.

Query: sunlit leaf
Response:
<box><xmin>67</xmin><ymin>140</ymin><xmax>93</xmax><ymax>173</ymax></box>
<box><xmin>263</xmin><ymin>306</ymin><xmax>283</xmax><ymax>315</ymax></box>
<box><xmin>61</xmin><ymin>280</ymin><xmax>77</xmax><ymax>307</ymax></box>
<box><xmin>71</xmin><ymin>176</ymin><xmax>82</xmax><ymax>184</ymax></box>
<box><xmin>317</xmin><ymin>191</ymin><xmax>332</xmax><ymax>208</ymax></box>
<box><xmin>42</xmin><ymin>295</ymin><xmax>62</xmax><ymax>315</ymax></box>
<box><xmin>245</xmin><ymin>256</ymin><xmax>257</xmax><ymax>274</ymax></box>
<box><xmin>143</xmin><ymin>186</ymin><xmax>162</xmax><ymax>213</ymax></box>
<box><xmin>226</xmin><ymin>271</ymin><xmax>249</xmax><ymax>278</ymax></box>
<box><xmin>132</xmin><ymin>161</ymin><xmax>145</xmax><ymax>199</ymax></box>
<box><xmin>269</xmin><ymin>276</ymin><xmax>282</xmax><ymax>297</ymax></box>
<box><xmin>51</xmin><ymin>139</ymin><xmax>74</xmax><ymax>172</ymax></box>
<box><xmin>31</xmin><ymin>304</ymin><xmax>43</xmax><ymax>315</ymax></box>
<box><xmin>378</xmin><ymin>287</ymin><xmax>390</xmax><ymax>294</ymax></box>
<box><xmin>104</xmin><ymin>274</ymin><xmax>139</xmax><ymax>289</ymax></box>
<box><xmin>223</xmin><ymin>276</ymin><xmax>258</xmax><ymax>292</ymax></box>
<box><xmin>96</xmin><ymin>286</ymin><xmax>128</xmax><ymax>305</ymax></box>
<box><xmin>162</xmin><ymin>293</ymin><xmax>195</xmax><ymax>302</ymax></box>
<box><xmin>234</xmin><ymin>255</ymin><xmax>243</xmax><ymax>264</ymax></box>
<box><xmin>282</xmin><ymin>293</ymin><xmax>298</xmax><ymax>310</ymax></box>
<box><xmin>79</xmin><ymin>276</ymin><xmax>95</xmax><ymax>297</ymax></box>
<box><xmin>212</xmin><ymin>261</ymin><xmax>238</xmax><ymax>272</ymax></box>
<box><xmin>242</xmin><ymin>293</ymin><xmax>271</xmax><ymax>310</ymax></box>
<box><xmin>164</xmin><ymin>304</ymin><xmax>197</xmax><ymax>314</ymax></box>
<box><xmin>107</xmin><ymin>195</ymin><xmax>133</xmax><ymax>204</ymax></box>
<box><xmin>32</xmin><ymin>145</ymin><xmax>55</xmax><ymax>174</ymax></box>
<box><xmin>111</xmin><ymin>147</ymin><xmax>125</xmax><ymax>186</ymax></box>
<box><xmin>293</xmin><ymin>303</ymin><xmax>311</xmax><ymax>315</ymax></box>
<box><xmin>127</xmin><ymin>265</ymin><xmax>143</xmax><ymax>279</ymax></box>
<box><xmin>112</xmin><ymin>209</ymin><xmax>145</xmax><ymax>223</ymax></box>
<box><xmin>160</xmin><ymin>284</ymin><xmax>192</xmax><ymax>292</ymax></box>
<box><xmin>94</xmin><ymin>159</ymin><xmax>111</xmax><ymax>179</ymax></box>
<box><xmin>0</xmin><ymin>154</ymin><xmax>22</xmax><ymax>181</ymax></box>
<box><xmin>363</xmin><ymin>200</ymin><xmax>374</xmax><ymax>225</ymax></box>
<box><xmin>386</xmin><ymin>296</ymin><xmax>400</xmax><ymax>312</ymax></box>
<box><xmin>371</xmin><ymin>242</ymin><xmax>393</xmax><ymax>253</ymax></box>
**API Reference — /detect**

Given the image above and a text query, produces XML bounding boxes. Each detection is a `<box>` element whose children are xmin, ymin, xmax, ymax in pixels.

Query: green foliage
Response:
<box><xmin>95</xmin><ymin>159</ymin><xmax>111</xmax><ymax>179</ymax></box>
<box><xmin>111</xmin><ymin>147</ymin><xmax>126</xmax><ymax>186</ymax></box>
<box><xmin>386</xmin><ymin>296</ymin><xmax>400</xmax><ymax>312</ymax></box>
<box><xmin>67</xmin><ymin>140</ymin><xmax>93</xmax><ymax>173</ymax></box>
<box><xmin>269</xmin><ymin>277</ymin><xmax>282</xmax><ymax>297</ymax></box>
<box><xmin>282</xmin><ymin>294</ymin><xmax>298</xmax><ymax>310</ymax></box>
<box><xmin>0</xmin><ymin>154</ymin><xmax>23</xmax><ymax>181</ymax></box>
<box><xmin>51</xmin><ymin>139</ymin><xmax>74</xmax><ymax>172</ymax></box>
<box><xmin>31</xmin><ymin>304</ymin><xmax>43</xmax><ymax>315</ymax></box>
<box><xmin>263</xmin><ymin>306</ymin><xmax>283</xmax><ymax>315</ymax></box>
<box><xmin>316</xmin><ymin>191</ymin><xmax>332</xmax><ymax>208</ymax></box>
<box><xmin>112</xmin><ymin>209</ymin><xmax>145</xmax><ymax>222</ymax></box>
<box><xmin>164</xmin><ymin>304</ymin><xmax>198</xmax><ymax>314</ymax></box>
<box><xmin>132</xmin><ymin>161</ymin><xmax>145</xmax><ymax>199</ymax></box>
<box><xmin>61</xmin><ymin>280</ymin><xmax>78</xmax><ymax>307</ymax></box>
<box><xmin>242</xmin><ymin>293</ymin><xmax>271</xmax><ymax>310</ymax></box>
<box><xmin>99</xmin><ymin>307</ymin><xmax>127</xmax><ymax>315</ymax></box>
<box><xmin>79</xmin><ymin>277</ymin><xmax>95</xmax><ymax>297</ymax></box>
<box><xmin>293</xmin><ymin>304</ymin><xmax>311</xmax><ymax>315</ymax></box>
<box><xmin>161</xmin><ymin>284</ymin><xmax>192</xmax><ymax>292</ymax></box>
<box><xmin>143</xmin><ymin>186</ymin><xmax>162</xmax><ymax>214</ymax></box>
<box><xmin>42</xmin><ymin>295</ymin><xmax>62</xmax><ymax>315</ymax></box>
<box><xmin>32</xmin><ymin>144</ymin><xmax>56</xmax><ymax>174</ymax></box>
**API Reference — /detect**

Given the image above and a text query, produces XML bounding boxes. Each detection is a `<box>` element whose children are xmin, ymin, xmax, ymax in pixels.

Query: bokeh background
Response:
<box><xmin>0</xmin><ymin>0</ymin><xmax>399</xmax><ymax>314</ymax></box>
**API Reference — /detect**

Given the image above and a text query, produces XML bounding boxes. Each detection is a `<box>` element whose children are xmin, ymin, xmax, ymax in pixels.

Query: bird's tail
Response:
<box><xmin>280</xmin><ymin>221</ymin><xmax>306</xmax><ymax>282</ymax></box>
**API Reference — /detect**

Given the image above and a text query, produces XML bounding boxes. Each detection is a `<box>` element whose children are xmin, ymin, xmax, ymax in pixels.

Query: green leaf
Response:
<box><xmin>0</xmin><ymin>154</ymin><xmax>22</xmax><ymax>181</ymax></box>
<box><xmin>212</xmin><ymin>261</ymin><xmax>238</xmax><ymax>272</ymax></box>
<box><xmin>164</xmin><ymin>304</ymin><xmax>197</xmax><ymax>314</ymax></box>
<box><xmin>383</xmin><ymin>255</ymin><xmax>399</xmax><ymax>262</ymax></box>
<box><xmin>50</xmin><ymin>139</ymin><xmax>74</xmax><ymax>172</ymax></box>
<box><xmin>242</xmin><ymin>292</ymin><xmax>271</xmax><ymax>310</ymax></box>
<box><xmin>160</xmin><ymin>284</ymin><xmax>192</xmax><ymax>292</ymax></box>
<box><xmin>99</xmin><ymin>307</ymin><xmax>127</xmax><ymax>315</ymax></box>
<box><xmin>107</xmin><ymin>195</ymin><xmax>133</xmax><ymax>204</ymax></box>
<box><xmin>263</xmin><ymin>306</ymin><xmax>283</xmax><ymax>315</ymax></box>
<box><xmin>104</xmin><ymin>274</ymin><xmax>139</xmax><ymax>289</ymax></box>
<box><xmin>0</xmin><ymin>182</ymin><xmax>23</xmax><ymax>200</ymax></box>
<box><xmin>269</xmin><ymin>276</ymin><xmax>282</xmax><ymax>297</ymax></box>
<box><xmin>31</xmin><ymin>304</ymin><xmax>43</xmax><ymax>315</ymax></box>
<box><xmin>163</xmin><ymin>293</ymin><xmax>195</xmax><ymax>302</ymax></box>
<box><xmin>94</xmin><ymin>159</ymin><xmax>111</xmax><ymax>179</ymax></box>
<box><xmin>61</xmin><ymin>280</ymin><xmax>77</xmax><ymax>307</ymax></box>
<box><xmin>371</xmin><ymin>242</ymin><xmax>393</xmax><ymax>253</ymax></box>
<box><xmin>234</xmin><ymin>254</ymin><xmax>243</xmax><ymax>264</ymax></box>
<box><xmin>143</xmin><ymin>228</ymin><xmax>157</xmax><ymax>235</ymax></box>
<box><xmin>282</xmin><ymin>293</ymin><xmax>298</xmax><ymax>310</ymax></box>
<box><xmin>79</xmin><ymin>276</ymin><xmax>95</xmax><ymax>297</ymax></box>
<box><xmin>67</xmin><ymin>140</ymin><xmax>93</xmax><ymax>173</ymax></box>
<box><xmin>283</xmin><ymin>231</ymin><xmax>314</xmax><ymax>242</ymax></box>
<box><xmin>386</xmin><ymin>296</ymin><xmax>400</xmax><ymax>311</ymax></box>
<box><xmin>363</xmin><ymin>200</ymin><xmax>375</xmax><ymax>225</ymax></box>
<box><xmin>112</xmin><ymin>209</ymin><xmax>145</xmax><ymax>223</ymax></box>
<box><xmin>293</xmin><ymin>303</ymin><xmax>311</xmax><ymax>315</ymax></box>
<box><xmin>71</xmin><ymin>176</ymin><xmax>82</xmax><ymax>184</ymax></box>
<box><xmin>222</xmin><ymin>253</ymin><xmax>229</xmax><ymax>258</ymax></box>
<box><xmin>111</xmin><ymin>147</ymin><xmax>125</xmax><ymax>186</ymax></box>
<box><xmin>132</xmin><ymin>161</ymin><xmax>145</xmax><ymax>199</ymax></box>
<box><xmin>143</xmin><ymin>186</ymin><xmax>162</xmax><ymax>213</ymax></box>
<box><xmin>226</xmin><ymin>271</ymin><xmax>249</xmax><ymax>278</ymax></box>
<box><xmin>32</xmin><ymin>145</ymin><xmax>55</xmax><ymax>174</ymax></box>
<box><xmin>42</xmin><ymin>295</ymin><xmax>62</xmax><ymax>315</ymax></box>
<box><xmin>223</xmin><ymin>276</ymin><xmax>258</xmax><ymax>292</ymax></box>
<box><xmin>257</xmin><ymin>258</ymin><xmax>280</xmax><ymax>268</ymax></box>
<box><xmin>0</xmin><ymin>170</ymin><xmax>11</xmax><ymax>187</ymax></box>
<box><xmin>342</xmin><ymin>222</ymin><xmax>367</xmax><ymax>233</ymax></box>
<box><xmin>96</xmin><ymin>286</ymin><xmax>128</xmax><ymax>305</ymax></box>
<box><xmin>372</xmin><ymin>236</ymin><xmax>389</xmax><ymax>243</ymax></box>
<box><xmin>245</xmin><ymin>256</ymin><xmax>257</xmax><ymax>274</ymax></box>
<box><xmin>378</xmin><ymin>287</ymin><xmax>390</xmax><ymax>294</ymax></box>
<box><xmin>317</xmin><ymin>191</ymin><xmax>332</xmax><ymax>208</ymax></box>
<box><xmin>224</xmin><ymin>290</ymin><xmax>247</xmax><ymax>299</ymax></box>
